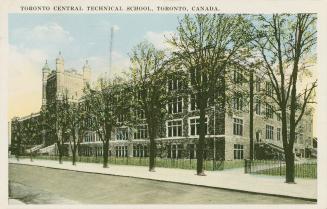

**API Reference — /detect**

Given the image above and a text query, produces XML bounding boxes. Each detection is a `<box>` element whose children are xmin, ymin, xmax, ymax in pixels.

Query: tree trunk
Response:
<box><xmin>16</xmin><ymin>139</ymin><xmax>21</xmax><ymax>161</ymax></box>
<box><xmin>72</xmin><ymin>145</ymin><xmax>77</xmax><ymax>166</ymax></box>
<box><xmin>285</xmin><ymin>150</ymin><xmax>295</xmax><ymax>183</ymax></box>
<box><xmin>196</xmin><ymin>104</ymin><xmax>206</xmax><ymax>176</ymax></box>
<box><xmin>103</xmin><ymin>139</ymin><xmax>109</xmax><ymax>168</ymax></box>
<box><xmin>30</xmin><ymin>151</ymin><xmax>33</xmax><ymax>162</ymax></box>
<box><xmin>149</xmin><ymin>135</ymin><xmax>156</xmax><ymax>172</ymax></box>
<box><xmin>249</xmin><ymin>69</ymin><xmax>254</xmax><ymax>160</ymax></box>
<box><xmin>57</xmin><ymin>141</ymin><xmax>63</xmax><ymax>164</ymax></box>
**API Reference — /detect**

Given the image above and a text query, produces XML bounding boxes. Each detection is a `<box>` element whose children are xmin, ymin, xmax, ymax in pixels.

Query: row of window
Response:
<box><xmin>167</xmin><ymin>144</ymin><xmax>197</xmax><ymax>159</ymax></box>
<box><xmin>255</xmin><ymin>98</ymin><xmax>275</xmax><ymax>119</ymax></box>
<box><xmin>265</xmin><ymin>125</ymin><xmax>282</xmax><ymax>141</ymax></box>
<box><xmin>84</xmin><ymin>118</ymin><xmax>285</xmax><ymax>142</ymax></box>
<box><xmin>86</xmin><ymin>119</ymin><xmax>277</xmax><ymax>141</ymax></box>
<box><xmin>79</xmin><ymin>143</ymin><xmax>256</xmax><ymax>161</ymax></box>
<box><xmin>167</xmin><ymin>94</ymin><xmax>206</xmax><ymax>114</ymax></box>
<box><xmin>233</xmin><ymin>118</ymin><xmax>282</xmax><ymax>141</ymax></box>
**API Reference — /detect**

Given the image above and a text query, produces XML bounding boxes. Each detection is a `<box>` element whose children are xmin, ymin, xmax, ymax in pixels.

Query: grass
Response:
<box><xmin>16</xmin><ymin>155</ymin><xmax>244</xmax><ymax>171</ymax></box>
<box><xmin>254</xmin><ymin>163</ymin><xmax>317</xmax><ymax>179</ymax></box>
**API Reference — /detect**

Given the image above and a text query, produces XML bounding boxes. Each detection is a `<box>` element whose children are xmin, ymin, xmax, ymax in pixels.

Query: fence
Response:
<box><xmin>18</xmin><ymin>155</ymin><xmax>244</xmax><ymax>171</ymax></box>
<box><xmin>244</xmin><ymin>159</ymin><xmax>317</xmax><ymax>179</ymax></box>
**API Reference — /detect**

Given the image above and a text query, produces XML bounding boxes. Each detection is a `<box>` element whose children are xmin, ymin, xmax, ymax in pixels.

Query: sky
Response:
<box><xmin>8</xmin><ymin>13</ymin><xmax>182</xmax><ymax>119</ymax></box>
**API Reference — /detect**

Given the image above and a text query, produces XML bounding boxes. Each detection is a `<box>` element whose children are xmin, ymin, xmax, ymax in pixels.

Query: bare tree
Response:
<box><xmin>22</xmin><ymin>114</ymin><xmax>42</xmax><ymax>162</ymax></box>
<box><xmin>41</xmin><ymin>95</ymin><xmax>70</xmax><ymax>164</ymax></box>
<box><xmin>129</xmin><ymin>41</ymin><xmax>168</xmax><ymax>172</ymax></box>
<box><xmin>84</xmin><ymin>77</ymin><xmax>131</xmax><ymax>168</ymax></box>
<box><xmin>11</xmin><ymin>118</ymin><xmax>24</xmax><ymax>161</ymax></box>
<box><xmin>168</xmin><ymin>14</ymin><xmax>253</xmax><ymax>175</ymax></box>
<box><xmin>67</xmin><ymin>102</ymin><xmax>88</xmax><ymax>165</ymax></box>
<box><xmin>254</xmin><ymin>14</ymin><xmax>317</xmax><ymax>183</ymax></box>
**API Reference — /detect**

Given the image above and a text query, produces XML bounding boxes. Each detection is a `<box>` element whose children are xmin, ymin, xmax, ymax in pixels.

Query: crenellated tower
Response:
<box><xmin>83</xmin><ymin>59</ymin><xmax>91</xmax><ymax>86</ymax></box>
<box><xmin>42</xmin><ymin>60</ymin><xmax>50</xmax><ymax>106</ymax></box>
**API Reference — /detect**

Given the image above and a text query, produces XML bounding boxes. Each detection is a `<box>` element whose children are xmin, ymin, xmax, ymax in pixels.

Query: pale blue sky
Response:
<box><xmin>8</xmin><ymin>14</ymin><xmax>182</xmax><ymax>118</ymax></box>
<box><xmin>9</xmin><ymin>14</ymin><xmax>181</xmax><ymax>67</ymax></box>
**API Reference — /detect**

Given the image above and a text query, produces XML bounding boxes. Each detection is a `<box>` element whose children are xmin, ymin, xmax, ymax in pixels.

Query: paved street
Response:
<box><xmin>9</xmin><ymin>164</ymin><xmax>314</xmax><ymax>204</ymax></box>
<box><xmin>9</xmin><ymin>158</ymin><xmax>317</xmax><ymax>200</ymax></box>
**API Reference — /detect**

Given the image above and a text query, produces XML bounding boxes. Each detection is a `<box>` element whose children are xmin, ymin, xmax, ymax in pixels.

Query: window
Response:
<box><xmin>266</xmin><ymin>125</ymin><xmax>274</xmax><ymax>140</ymax></box>
<box><xmin>266</xmin><ymin>82</ymin><xmax>274</xmax><ymax>97</ymax></box>
<box><xmin>84</xmin><ymin>132</ymin><xmax>95</xmax><ymax>142</ymax></box>
<box><xmin>167</xmin><ymin>120</ymin><xmax>183</xmax><ymax>137</ymax></box>
<box><xmin>233</xmin><ymin>93</ymin><xmax>243</xmax><ymax>110</ymax></box>
<box><xmin>233</xmin><ymin>70</ymin><xmax>243</xmax><ymax>83</ymax></box>
<box><xmin>233</xmin><ymin>118</ymin><xmax>243</xmax><ymax>136</ymax></box>
<box><xmin>190</xmin><ymin>94</ymin><xmax>197</xmax><ymax>111</ymax></box>
<box><xmin>189</xmin><ymin>117</ymin><xmax>207</xmax><ymax>136</ymax></box>
<box><xmin>86</xmin><ymin>117</ymin><xmax>93</xmax><ymax>127</ymax></box>
<box><xmin>188</xmin><ymin>144</ymin><xmax>196</xmax><ymax>159</ymax></box>
<box><xmin>168</xmin><ymin>78</ymin><xmax>181</xmax><ymax>91</ymax></box>
<box><xmin>116</xmin><ymin>128</ymin><xmax>129</xmax><ymax>140</ymax></box>
<box><xmin>276</xmin><ymin>112</ymin><xmax>281</xmax><ymax>121</ymax></box>
<box><xmin>234</xmin><ymin>144</ymin><xmax>244</xmax><ymax>159</ymax></box>
<box><xmin>190</xmin><ymin>93</ymin><xmax>207</xmax><ymax>111</ymax></box>
<box><xmin>255</xmin><ymin>76</ymin><xmax>261</xmax><ymax>92</ymax></box>
<box><xmin>168</xmin><ymin>144</ymin><xmax>183</xmax><ymax>159</ymax></box>
<box><xmin>299</xmin><ymin>133</ymin><xmax>304</xmax><ymax>144</ymax></box>
<box><xmin>133</xmin><ymin>144</ymin><xmax>147</xmax><ymax>157</ymax></box>
<box><xmin>134</xmin><ymin>125</ymin><xmax>148</xmax><ymax>139</ymax></box>
<box><xmin>116</xmin><ymin>146</ymin><xmax>128</xmax><ymax>157</ymax></box>
<box><xmin>168</xmin><ymin>97</ymin><xmax>183</xmax><ymax>114</ymax></box>
<box><xmin>255</xmin><ymin>97</ymin><xmax>261</xmax><ymax>115</ymax></box>
<box><xmin>95</xmin><ymin>147</ymin><xmax>103</xmax><ymax>156</ymax></box>
<box><xmin>117</xmin><ymin>114</ymin><xmax>125</xmax><ymax>123</ymax></box>
<box><xmin>190</xmin><ymin>68</ymin><xmax>206</xmax><ymax>85</ymax></box>
<box><xmin>136</xmin><ymin>109</ymin><xmax>145</xmax><ymax>119</ymax></box>
<box><xmin>277</xmin><ymin>128</ymin><xmax>281</xmax><ymax>141</ymax></box>
<box><xmin>265</xmin><ymin>104</ymin><xmax>273</xmax><ymax>119</ymax></box>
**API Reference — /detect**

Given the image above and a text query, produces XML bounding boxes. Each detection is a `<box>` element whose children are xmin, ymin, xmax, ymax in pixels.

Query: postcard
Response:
<box><xmin>1</xmin><ymin>0</ymin><xmax>327</xmax><ymax>209</ymax></box>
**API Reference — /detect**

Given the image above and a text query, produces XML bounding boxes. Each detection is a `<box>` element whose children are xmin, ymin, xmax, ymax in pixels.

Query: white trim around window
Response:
<box><xmin>188</xmin><ymin>116</ymin><xmax>208</xmax><ymax>136</ymax></box>
<box><xmin>166</xmin><ymin>119</ymin><xmax>183</xmax><ymax>138</ymax></box>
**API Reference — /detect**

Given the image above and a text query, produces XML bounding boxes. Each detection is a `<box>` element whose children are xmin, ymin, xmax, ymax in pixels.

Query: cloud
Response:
<box><xmin>8</xmin><ymin>47</ymin><xmax>130</xmax><ymax>119</ymax></box>
<box><xmin>90</xmin><ymin>21</ymin><xmax>120</xmax><ymax>33</ymax></box>
<box><xmin>112</xmin><ymin>25</ymin><xmax>120</xmax><ymax>31</ymax></box>
<box><xmin>13</xmin><ymin>22</ymin><xmax>74</xmax><ymax>45</ymax></box>
<box><xmin>69</xmin><ymin>50</ymin><xmax>130</xmax><ymax>81</ymax></box>
<box><xmin>144</xmin><ymin>31</ymin><xmax>174</xmax><ymax>50</ymax></box>
<box><xmin>8</xmin><ymin>46</ymin><xmax>47</xmax><ymax>119</ymax></box>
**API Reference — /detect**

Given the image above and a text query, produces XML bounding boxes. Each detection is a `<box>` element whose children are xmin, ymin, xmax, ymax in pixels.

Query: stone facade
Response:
<box><xmin>10</xmin><ymin>53</ymin><xmax>314</xmax><ymax>161</ymax></box>
<box><xmin>42</xmin><ymin>52</ymin><xmax>91</xmax><ymax>105</ymax></box>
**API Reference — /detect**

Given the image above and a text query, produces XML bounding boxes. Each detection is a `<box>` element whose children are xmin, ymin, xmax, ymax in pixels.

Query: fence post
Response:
<box><xmin>279</xmin><ymin>160</ymin><xmax>282</xmax><ymax>176</ymax></box>
<box><xmin>244</xmin><ymin>159</ymin><xmax>251</xmax><ymax>173</ymax></box>
<box><xmin>244</xmin><ymin>159</ymin><xmax>248</xmax><ymax>173</ymax></box>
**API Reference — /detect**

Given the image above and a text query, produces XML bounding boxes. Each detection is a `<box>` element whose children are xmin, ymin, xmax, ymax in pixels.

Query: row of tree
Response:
<box><xmin>11</xmin><ymin>14</ymin><xmax>316</xmax><ymax>183</ymax></box>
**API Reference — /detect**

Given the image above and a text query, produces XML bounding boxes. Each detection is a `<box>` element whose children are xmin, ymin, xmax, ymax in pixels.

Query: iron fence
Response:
<box><xmin>245</xmin><ymin>159</ymin><xmax>317</xmax><ymax>179</ymax></box>
<box><xmin>17</xmin><ymin>155</ymin><xmax>244</xmax><ymax>171</ymax></box>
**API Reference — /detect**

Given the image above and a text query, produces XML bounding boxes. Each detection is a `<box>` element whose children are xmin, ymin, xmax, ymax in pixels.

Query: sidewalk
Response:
<box><xmin>9</xmin><ymin>199</ymin><xmax>25</xmax><ymax>204</ymax></box>
<box><xmin>9</xmin><ymin>158</ymin><xmax>317</xmax><ymax>201</ymax></box>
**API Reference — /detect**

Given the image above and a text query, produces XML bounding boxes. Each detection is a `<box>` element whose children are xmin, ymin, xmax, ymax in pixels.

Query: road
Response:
<box><xmin>9</xmin><ymin>164</ymin><xmax>315</xmax><ymax>204</ymax></box>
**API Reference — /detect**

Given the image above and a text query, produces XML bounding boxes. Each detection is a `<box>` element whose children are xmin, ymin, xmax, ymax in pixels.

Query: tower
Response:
<box><xmin>83</xmin><ymin>60</ymin><xmax>91</xmax><ymax>86</ymax></box>
<box><xmin>56</xmin><ymin>51</ymin><xmax>64</xmax><ymax>73</ymax></box>
<box><xmin>42</xmin><ymin>60</ymin><xmax>50</xmax><ymax>106</ymax></box>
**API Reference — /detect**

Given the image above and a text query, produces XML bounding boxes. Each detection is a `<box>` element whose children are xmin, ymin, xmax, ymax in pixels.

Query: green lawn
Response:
<box><xmin>17</xmin><ymin>155</ymin><xmax>244</xmax><ymax>171</ymax></box>
<box><xmin>254</xmin><ymin>163</ymin><xmax>317</xmax><ymax>179</ymax></box>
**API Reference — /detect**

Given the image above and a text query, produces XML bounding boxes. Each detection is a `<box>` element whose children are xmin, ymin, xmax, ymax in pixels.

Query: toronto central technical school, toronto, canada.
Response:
<box><xmin>9</xmin><ymin>52</ymin><xmax>316</xmax><ymax>164</ymax></box>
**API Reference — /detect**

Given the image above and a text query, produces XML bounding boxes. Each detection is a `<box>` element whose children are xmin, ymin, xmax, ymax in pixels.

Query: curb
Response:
<box><xmin>9</xmin><ymin>162</ymin><xmax>317</xmax><ymax>202</ymax></box>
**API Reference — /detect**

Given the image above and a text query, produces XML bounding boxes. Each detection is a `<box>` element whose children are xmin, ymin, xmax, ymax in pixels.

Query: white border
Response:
<box><xmin>1</xmin><ymin>0</ymin><xmax>327</xmax><ymax>209</ymax></box>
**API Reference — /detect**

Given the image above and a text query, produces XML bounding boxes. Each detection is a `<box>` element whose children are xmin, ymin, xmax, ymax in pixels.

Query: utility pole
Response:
<box><xmin>108</xmin><ymin>26</ymin><xmax>114</xmax><ymax>78</ymax></box>
<box><xmin>249</xmin><ymin>68</ymin><xmax>254</xmax><ymax>160</ymax></box>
